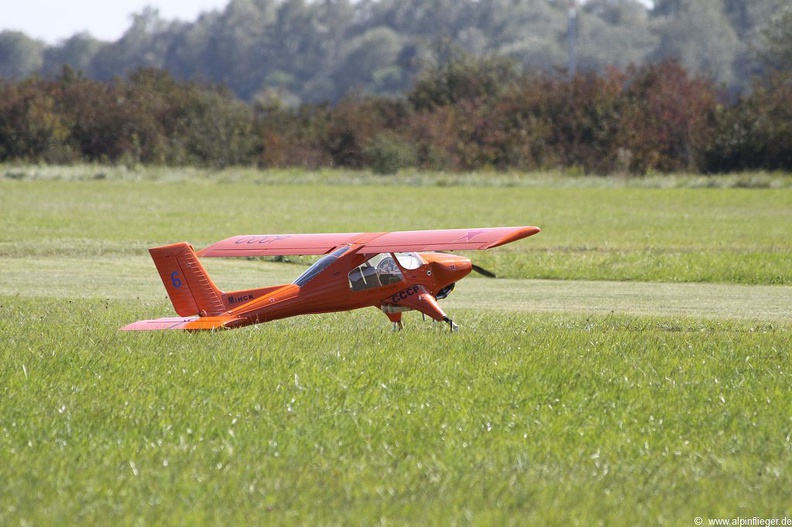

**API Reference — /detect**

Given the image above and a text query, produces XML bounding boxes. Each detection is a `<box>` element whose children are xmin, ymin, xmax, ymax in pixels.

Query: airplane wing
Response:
<box><xmin>357</xmin><ymin>226</ymin><xmax>540</xmax><ymax>253</ymax></box>
<box><xmin>197</xmin><ymin>232</ymin><xmax>366</xmax><ymax>257</ymax></box>
<box><xmin>198</xmin><ymin>226</ymin><xmax>540</xmax><ymax>258</ymax></box>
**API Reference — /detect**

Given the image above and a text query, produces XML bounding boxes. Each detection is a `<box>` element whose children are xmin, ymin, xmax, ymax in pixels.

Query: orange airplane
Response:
<box><xmin>121</xmin><ymin>226</ymin><xmax>540</xmax><ymax>331</ymax></box>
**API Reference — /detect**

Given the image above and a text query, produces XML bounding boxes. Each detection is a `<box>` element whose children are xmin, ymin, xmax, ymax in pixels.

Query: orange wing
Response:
<box><xmin>357</xmin><ymin>226</ymin><xmax>540</xmax><ymax>253</ymax></box>
<box><xmin>197</xmin><ymin>232</ymin><xmax>365</xmax><ymax>257</ymax></box>
<box><xmin>197</xmin><ymin>227</ymin><xmax>540</xmax><ymax>257</ymax></box>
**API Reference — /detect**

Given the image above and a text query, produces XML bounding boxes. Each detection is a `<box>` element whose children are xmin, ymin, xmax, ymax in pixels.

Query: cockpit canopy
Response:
<box><xmin>348</xmin><ymin>252</ymin><xmax>424</xmax><ymax>292</ymax></box>
<box><xmin>293</xmin><ymin>246</ymin><xmax>350</xmax><ymax>287</ymax></box>
<box><xmin>294</xmin><ymin>248</ymin><xmax>426</xmax><ymax>290</ymax></box>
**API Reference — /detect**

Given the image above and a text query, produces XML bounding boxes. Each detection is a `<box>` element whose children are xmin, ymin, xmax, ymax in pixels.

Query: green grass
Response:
<box><xmin>1</xmin><ymin>167</ymin><xmax>791</xmax><ymax>525</ymax></box>
<box><xmin>2</xmin><ymin>170</ymin><xmax>791</xmax><ymax>284</ymax></box>
<box><xmin>2</xmin><ymin>299</ymin><xmax>790</xmax><ymax>525</ymax></box>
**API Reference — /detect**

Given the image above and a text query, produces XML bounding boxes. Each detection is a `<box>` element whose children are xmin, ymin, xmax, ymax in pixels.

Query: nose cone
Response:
<box><xmin>430</xmin><ymin>253</ymin><xmax>472</xmax><ymax>288</ymax></box>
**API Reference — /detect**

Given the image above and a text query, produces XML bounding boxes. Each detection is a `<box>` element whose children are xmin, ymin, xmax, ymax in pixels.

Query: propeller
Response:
<box><xmin>436</xmin><ymin>262</ymin><xmax>496</xmax><ymax>301</ymax></box>
<box><xmin>436</xmin><ymin>283</ymin><xmax>455</xmax><ymax>299</ymax></box>
<box><xmin>471</xmin><ymin>264</ymin><xmax>497</xmax><ymax>278</ymax></box>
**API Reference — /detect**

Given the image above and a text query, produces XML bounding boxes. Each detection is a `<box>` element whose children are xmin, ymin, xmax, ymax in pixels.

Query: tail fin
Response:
<box><xmin>149</xmin><ymin>243</ymin><xmax>226</xmax><ymax>317</ymax></box>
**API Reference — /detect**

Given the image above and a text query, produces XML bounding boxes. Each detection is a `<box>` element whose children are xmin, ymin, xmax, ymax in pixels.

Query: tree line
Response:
<box><xmin>1</xmin><ymin>0</ymin><xmax>790</xmax><ymax>105</ymax></box>
<box><xmin>2</xmin><ymin>54</ymin><xmax>790</xmax><ymax>174</ymax></box>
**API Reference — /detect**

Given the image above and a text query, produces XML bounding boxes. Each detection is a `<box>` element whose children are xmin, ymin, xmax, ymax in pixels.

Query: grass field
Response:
<box><xmin>1</xmin><ymin>167</ymin><xmax>791</xmax><ymax>525</ymax></box>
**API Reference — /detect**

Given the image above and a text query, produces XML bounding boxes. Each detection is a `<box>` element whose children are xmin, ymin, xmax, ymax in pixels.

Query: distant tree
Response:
<box><xmin>759</xmin><ymin>6</ymin><xmax>792</xmax><ymax>73</ymax></box>
<box><xmin>360</xmin><ymin>0</ymin><xmax>473</xmax><ymax>39</ymax></box>
<box><xmin>4</xmin><ymin>0</ymin><xmax>791</xmax><ymax>112</ymax></box>
<box><xmin>650</xmin><ymin>0</ymin><xmax>682</xmax><ymax>17</ymax></box>
<box><xmin>721</xmin><ymin>0</ymin><xmax>786</xmax><ymax>39</ymax></box>
<box><xmin>650</xmin><ymin>0</ymin><xmax>741</xmax><ymax>89</ymax></box>
<box><xmin>585</xmin><ymin>0</ymin><xmax>648</xmax><ymax>26</ymax></box>
<box><xmin>408</xmin><ymin>46</ymin><xmax>520</xmax><ymax>111</ymax></box>
<box><xmin>41</xmin><ymin>33</ymin><xmax>102</xmax><ymax>77</ymax></box>
<box><xmin>261</xmin><ymin>0</ymin><xmax>329</xmax><ymax>101</ymax></box>
<box><xmin>163</xmin><ymin>9</ymin><xmax>223</xmax><ymax>82</ymax></box>
<box><xmin>483</xmin><ymin>0</ymin><xmax>567</xmax><ymax>71</ymax></box>
<box><xmin>307</xmin><ymin>0</ymin><xmax>358</xmax><ymax>100</ymax></box>
<box><xmin>90</xmin><ymin>8</ymin><xmax>174</xmax><ymax>80</ymax></box>
<box><xmin>0</xmin><ymin>31</ymin><xmax>44</xmax><ymax>79</ymax></box>
<box><xmin>334</xmin><ymin>27</ymin><xmax>408</xmax><ymax>97</ymax></box>
<box><xmin>721</xmin><ymin>0</ymin><xmax>788</xmax><ymax>87</ymax></box>
<box><xmin>201</xmin><ymin>0</ymin><xmax>275</xmax><ymax>97</ymax></box>
<box><xmin>579</xmin><ymin>0</ymin><xmax>658</xmax><ymax>72</ymax></box>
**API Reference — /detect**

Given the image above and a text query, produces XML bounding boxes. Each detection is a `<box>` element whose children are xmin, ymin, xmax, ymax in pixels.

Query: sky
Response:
<box><xmin>3</xmin><ymin>0</ymin><xmax>655</xmax><ymax>45</ymax></box>
<box><xmin>2</xmin><ymin>0</ymin><xmax>232</xmax><ymax>44</ymax></box>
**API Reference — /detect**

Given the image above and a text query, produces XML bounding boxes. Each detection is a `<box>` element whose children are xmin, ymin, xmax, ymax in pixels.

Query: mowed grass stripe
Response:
<box><xmin>447</xmin><ymin>278</ymin><xmax>792</xmax><ymax>322</ymax></box>
<box><xmin>2</xmin><ymin>256</ymin><xmax>790</xmax><ymax>322</ymax></box>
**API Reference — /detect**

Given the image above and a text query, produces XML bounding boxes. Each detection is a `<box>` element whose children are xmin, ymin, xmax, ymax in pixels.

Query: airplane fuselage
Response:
<box><xmin>221</xmin><ymin>250</ymin><xmax>472</xmax><ymax>328</ymax></box>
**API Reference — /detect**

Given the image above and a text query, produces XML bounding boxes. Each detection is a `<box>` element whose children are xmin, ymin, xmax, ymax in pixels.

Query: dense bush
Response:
<box><xmin>614</xmin><ymin>61</ymin><xmax>719</xmax><ymax>174</ymax></box>
<box><xmin>0</xmin><ymin>61</ymin><xmax>790</xmax><ymax>173</ymax></box>
<box><xmin>700</xmin><ymin>71</ymin><xmax>792</xmax><ymax>173</ymax></box>
<box><xmin>365</xmin><ymin>131</ymin><xmax>417</xmax><ymax>175</ymax></box>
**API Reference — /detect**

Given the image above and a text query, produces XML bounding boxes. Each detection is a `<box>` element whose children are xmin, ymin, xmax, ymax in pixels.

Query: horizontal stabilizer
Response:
<box><xmin>121</xmin><ymin>315</ymin><xmax>239</xmax><ymax>331</ymax></box>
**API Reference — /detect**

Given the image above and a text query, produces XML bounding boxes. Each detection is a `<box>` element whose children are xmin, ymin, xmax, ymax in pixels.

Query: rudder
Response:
<box><xmin>149</xmin><ymin>243</ymin><xmax>225</xmax><ymax>317</ymax></box>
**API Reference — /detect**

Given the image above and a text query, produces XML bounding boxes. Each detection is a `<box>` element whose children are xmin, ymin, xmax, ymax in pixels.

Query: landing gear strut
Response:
<box><xmin>443</xmin><ymin>317</ymin><xmax>459</xmax><ymax>332</ymax></box>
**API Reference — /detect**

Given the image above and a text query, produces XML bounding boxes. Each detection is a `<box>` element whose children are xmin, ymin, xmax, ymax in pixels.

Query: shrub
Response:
<box><xmin>701</xmin><ymin>72</ymin><xmax>792</xmax><ymax>172</ymax></box>
<box><xmin>616</xmin><ymin>61</ymin><xmax>719</xmax><ymax>174</ymax></box>
<box><xmin>364</xmin><ymin>131</ymin><xmax>416</xmax><ymax>175</ymax></box>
